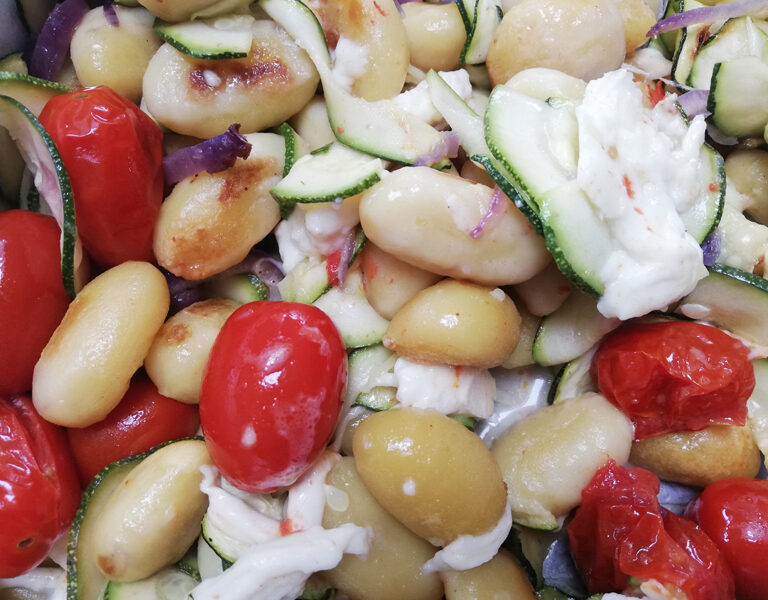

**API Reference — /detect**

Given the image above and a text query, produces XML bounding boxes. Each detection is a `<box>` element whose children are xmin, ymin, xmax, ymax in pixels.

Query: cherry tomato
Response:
<box><xmin>67</xmin><ymin>374</ymin><xmax>200</xmax><ymax>486</ymax></box>
<box><xmin>200</xmin><ymin>301</ymin><xmax>346</xmax><ymax>493</ymax></box>
<box><xmin>0</xmin><ymin>210</ymin><xmax>69</xmax><ymax>395</ymax></box>
<box><xmin>591</xmin><ymin>321</ymin><xmax>754</xmax><ymax>439</ymax></box>
<box><xmin>686</xmin><ymin>478</ymin><xmax>768</xmax><ymax>600</ymax></box>
<box><xmin>0</xmin><ymin>395</ymin><xmax>80</xmax><ymax>577</ymax></box>
<box><xmin>568</xmin><ymin>460</ymin><xmax>734</xmax><ymax>599</ymax></box>
<box><xmin>38</xmin><ymin>86</ymin><xmax>163</xmax><ymax>267</ymax></box>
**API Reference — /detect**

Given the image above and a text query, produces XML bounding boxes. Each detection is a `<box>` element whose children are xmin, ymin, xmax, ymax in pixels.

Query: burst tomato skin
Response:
<box><xmin>66</xmin><ymin>375</ymin><xmax>200</xmax><ymax>486</ymax></box>
<box><xmin>39</xmin><ymin>86</ymin><xmax>163</xmax><ymax>267</ymax></box>
<box><xmin>0</xmin><ymin>395</ymin><xmax>80</xmax><ymax>577</ymax></box>
<box><xmin>0</xmin><ymin>210</ymin><xmax>69</xmax><ymax>395</ymax></box>
<box><xmin>591</xmin><ymin>321</ymin><xmax>754</xmax><ymax>439</ymax></box>
<box><xmin>200</xmin><ymin>301</ymin><xmax>346</xmax><ymax>494</ymax></box>
<box><xmin>568</xmin><ymin>460</ymin><xmax>734</xmax><ymax>600</ymax></box>
<box><xmin>686</xmin><ymin>478</ymin><xmax>768</xmax><ymax>600</ymax></box>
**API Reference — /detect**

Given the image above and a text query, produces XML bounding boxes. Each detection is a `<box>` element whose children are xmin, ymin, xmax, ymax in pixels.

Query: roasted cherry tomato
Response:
<box><xmin>591</xmin><ymin>321</ymin><xmax>754</xmax><ymax>439</ymax></box>
<box><xmin>568</xmin><ymin>460</ymin><xmax>734</xmax><ymax>600</ymax></box>
<box><xmin>39</xmin><ymin>86</ymin><xmax>163</xmax><ymax>266</ymax></box>
<box><xmin>686</xmin><ymin>478</ymin><xmax>768</xmax><ymax>600</ymax></box>
<box><xmin>0</xmin><ymin>210</ymin><xmax>69</xmax><ymax>395</ymax></box>
<box><xmin>67</xmin><ymin>374</ymin><xmax>200</xmax><ymax>486</ymax></box>
<box><xmin>0</xmin><ymin>395</ymin><xmax>80</xmax><ymax>577</ymax></box>
<box><xmin>200</xmin><ymin>301</ymin><xmax>346</xmax><ymax>493</ymax></box>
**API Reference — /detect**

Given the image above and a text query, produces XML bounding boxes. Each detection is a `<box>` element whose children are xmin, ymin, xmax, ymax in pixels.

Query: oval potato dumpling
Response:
<box><xmin>142</xmin><ymin>22</ymin><xmax>319</xmax><ymax>138</ymax></box>
<box><xmin>491</xmin><ymin>393</ymin><xmax>633</xmax><ymax>529</ymax></box>
<box><xmin>486</xmin><ymin>0</ymin><xmax>626</xmax><ymax>86</ymax></box>
<box><xmin>384</xmin><ymin>279</ymin><xmax>521</xmax><ymax>368</ymax></box>
<box><xmin>360</xmin><ymin>167</ymin><xmax>550</xmax><ymax>287</ymax></box>
<box><xmin>33</xmin><ymin>262</ymin><xmax>169</xmax><ymax>428</ymax></box>
<box><xmin>630</xmin><ymin>425</ymin><xmax>762</xmax><ymax>487</ymax></box>
<box><xmin>615</xmin><ymin>0</ymin><xmax>658</xmax><ymax>54</ymax></box>
<box><xmin>144</xmin><ymin>299</ymin><xmax>238</xmax><ymax>404</ymax></box>
<box><xmin>70</xmin><ymin>6</ymin><xmax>161</xmax><ymax>103</ymax></box>
<box><xmin>353</xmin><ymin>407</ymin><xmax>507</xmax><ymax>545</ymax></box>
<box><xmin>137</xmin><ymin>0</ymin><xmax>249</xmax><ymax>23</ymax></box>
<box><xmin>402</xmin><ymin>2</ymin><xmax>466</xmax><ymax>73</ymax></box>
<box><xmin>305</xmin><ymin>0</ymin><xmax>408</xmax><ymax>100</ymax></box>
<box><xmin>361</xmin><ymin>243</ymin><xmax>442</xmax><ymax>320</ymax></box>
<box><xmin>93</xmin><ymin>440</ymin><xmax>212</xmax><ymax>582</ymax></box>
<box><xmin>441</xmin><ymin>549</ymin><xmax>536</xmax><ymax>600</ymax></box>
<box><xmin>153</xmin><ymin>133</ymin><xmax>283</xmax><ymax>280</ymax></box>
<box><xmin>322</xmin><ymin>457</ymin><xmax>443</xmax><ymax>600</ymax></box>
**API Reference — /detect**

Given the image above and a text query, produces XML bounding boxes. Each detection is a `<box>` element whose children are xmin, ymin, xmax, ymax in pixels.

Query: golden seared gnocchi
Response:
<box><xmin>629</xmin><ymin>425</ymin><xmax>762</xmax><ymax>487</ymax></box>
<box><xmin>137</xmin><ymin>0</ymin><xmax>250</xmax><ymax>23</ymax></box>
<box><xmin>142</xmin><ymin>21</ymin><xmax>319</xmax><ymax>138</ymax></box>
<box><xmin>492</xmin><ymin>393</ymin><xmax>633</xmax><ymax>529</ymax></box>
<box><xmin>353</xmin><ymin>408</ymin><xmax>507</xmax><ymax>544</ymax></box>
<box><xmin>153</xmin><ymin>133</ymin><xmax>283</xmax><ymax>280</ymax></box>
<box><xmin>70</xmin><ymin>6</ymin><xmax>161</xmax><ymax>102</ymax></box>
<box><xmin>144</xmin><ymin>299</ymin><xmax>238</xmax><ymax>404</ymax></box>
<box><xmin>32</xmin><ymin>262</ymin><xmax>169</xmax><ymax>428</ymax></box>
<box><xmin>360</xmin><ymin>167</ymin><xmax>550</xmax><ymax>286</ymax></box>
<box><xmin>384</xmin><ymin>279</ymin><xmax>522</xmax><ymax>368</ymax></box>
<box><xmin>441</xmin><ymin>549</ymin><xmax>536</xmax><ymax>600</ymax></box>
<box><xmin>486</xmin><ymin>0</ymin><xmax>626</xmax><ymax>86</ymax></box>
<box><xmin>322</xmin><ymin>457</ymin><xmax>444</xmax><ymax>600</ymax></box>
<box><xmin>304</xmin><ymin>0</ymin><xmax>408</xmax><ymax>100</ymax></box>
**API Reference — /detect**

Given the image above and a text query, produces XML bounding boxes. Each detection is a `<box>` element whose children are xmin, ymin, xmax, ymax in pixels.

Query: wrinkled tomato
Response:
<box><xmin>0</xmin><ymin>210</ymin><xmax>69</xmax><ymax>395</ymax></box>
<box><xmin>591</xmin><ymin>321</ymin><xmax>754</xmax><ymax>439</ymax></box>
<box><xmin>200</xmin><ymin>301</ymin><xmax>346</xmax><ymax>494</ymax></box>
<box><xmin>567</xmin><ymin>460</ymin><xmax>734</xmax><ymax>600</ymax></box>
<box><xmin>39</xmin><ymin>86</ymin><xmax>163</xmax><ymax>267</ymax></box>
<box><xmin>686</xmin><ymin>478</ymin><xmax>768</xmax><ymax>600</ymax></box>
<box><xmin>67</xmin><ymin>374</ymin><xmax>200</xmax><ymax>486</ymax></box>
<box><xmin>0</xmin><ymin>395</ymin><xmax>80</xmax><ymax>577</ymax></box>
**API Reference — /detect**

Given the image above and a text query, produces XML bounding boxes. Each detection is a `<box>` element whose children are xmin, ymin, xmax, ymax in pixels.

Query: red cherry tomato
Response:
<box><xmin>591</xmin><ymin>321</ymin><xmax>754</xmax><ymax>439</ymax></box>
<box><xmin>568</xmin><ymin>460</ymin><xmax>734</xmax><ymax>600</ymax></box>
<box><xmin>38</xmin><ymin>86</ymin><xmax>163</xmax><ymax>266</ymax></box>
<box><xmin>67</xmin><ymin>375</ymin><xmax>200</xmax><ymax>486</ymax></box>
<box><xmin>200</xmin><ymin>301</ymin><xmax>346</xmax><ymax>493</ymax></box>
<box><xmin>0</xmin><ymin>210</ymin><xmax>69</xmax><ymax>395</ymax></box>
<box><xmin>0</xmin><ymin>395</ymin><xmax>80</xmax><ymax>577</ymax></box>
<box><xmin>686</xmin><ymin>478</ymin><xmax>768</xmax><ymax>600</ymax></box>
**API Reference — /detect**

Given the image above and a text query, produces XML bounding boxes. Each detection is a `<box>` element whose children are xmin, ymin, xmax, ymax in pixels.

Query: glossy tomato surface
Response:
<box><xmin>568</xmin><ymin>460</ymin><xmax>734</xmax><ymax>600</ymax></box>
<box><xmin>200</xmin><ymin>301</ymin><xmax>346</xmax><ymax>493</ymax></box>
<box><xmin>686</xmin><ymin>478</ymin><xmax>768</xmax><ymax>600</ymax></box>
<box><xmin>67</xmin><ymin>374</ymin><xmax>200</xmax><ymax>486</ymax></box>
<box><xmin>591</xmin><ymin>321</ymin><xmax>754</xmax><ymax>439</ymax></box>
<box><xmin>38</xmin><ymin>86</ymin><xmax>163</xmax><ymax>267</ymax></box>
<box><xmin>0</xmin><ymin>210</ymin><xmax>69</xmax><ymax>395</ymax></box>
<box><xmin>0</xmin><ymin>395</ymin><xmax>80</xmax><ymax>577</ymax></box>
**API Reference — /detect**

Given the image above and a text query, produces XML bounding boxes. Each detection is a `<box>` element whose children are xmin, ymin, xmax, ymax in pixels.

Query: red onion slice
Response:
<box><xmin>163</xmin><ymin>123</ymin><xmax>252</xmax><ymax>189</ymax></box>
<box><xmin>335</xmin><ymin>230</ymin><xmax>357</xmax><ymax>288</ymax></box>
<box><xmin>470</xmin><ymin>186</ymin><xmax>504</xmax><ymax>239</ymax></box>
<box><xmin>676</xmin><ymin>89</ymin><xmax>710</xmax><ymax>118</ymax></box>
<box><xmin>413</xmin><ymin>131</ymin><xmax>460</xmax><ymax>167</ymax></box>
<box><xmin>28</xmin><ymin>0</ymin><xmax>88</xmax><ymax>82</ymax></box>
<box><xmin>103</xmin><ymin>0</ymin><xmax>119</xmax><ymax>27</ymax></box>
<box><xmin>701</xmin><ymin>231</ymin><xmax>721</xmax><ymax>266</ymax></box>
<box><xmin>647</xmin><ymin>0</ymin><xmax>768</xmax><ymax>37</ymax></box>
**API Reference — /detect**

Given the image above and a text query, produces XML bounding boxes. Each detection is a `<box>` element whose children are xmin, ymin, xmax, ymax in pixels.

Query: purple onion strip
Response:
<box><xmin>335</xmin><ymin>231</ymin><xmax>357</xmax><ymax>288</ymax></box>
<box><xmin>103</xmin><ymin>0</ymin><xmax>119</xmax><ymax>27</ymax></box>
<box><xmin>676</xmin><ymin>89</ymin><xmax>710</xmax><ymax>118</ymax></box>
<box><xmin>163</xmin><ymin>124</ymin><xmax>252</xmax><ymax>188</ymax></box>
<box><xmin>647</xmin><ymin>0</ymin><xmax>768</xmax><ymax>37</ymax></box>
<box><xmin>701</xmin><ymin>231</ymin><xmax>721</xmax><ymax>266</ymax></box>
<box><xmin>413</xmin><ymin>131</ymin><xmax>460</xmax><ymax>167</ymax></box>
<box><xmin>392</xmin><ymin>0</ymin><xmax>405</xmax><ymax>17</ymax></box>
<box><xmin>29</xmin><ymin>0</ymin><xmax>88</xmax><ymax>82</ymax></box>
<box><xmin>471</xmin><ymin>187</ymin><xmax>504</xmax><ymax>239</ymax></box>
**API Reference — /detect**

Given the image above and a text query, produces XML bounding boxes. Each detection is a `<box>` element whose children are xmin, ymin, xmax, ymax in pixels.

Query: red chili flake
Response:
<box><xmin>622</xmin><ymin>175</ymin><xmax>635</xmax><ymax>199</ymax></box>
<box><xmin>373</xmin><ymin>1</ymin><xmax>387</xmax><ymax>16</ymax></box>
<box><xmin>327</xmin><ymin>249</ymin><xmax>342</xmax><ymax>287</ymax></box>
<box><xmin>709</xmin><ymin>182</ymin><xmax>721</xmax><ymax>193</ymax></box>
<box><xmin>280</xmin><ymin>518</ymin><xmax>297</xmax><ymax>536</ymax></box>
<box><xmin>336</xmin><ymin>127</ymin><xmax>345</xmax><ymax>135</ymax></box>
<box><xmin>557</xmin><ymin>285</ymin><xmax>572</xmax><ymax>295</ymax></box>
<box><xmin>634</xmin><ymin>207</ymin><xmax>644</xmax><ymax>215</ymax></box>
<box><xmin>452</xmin><ymin>366</ymin><xmax>463</xmax><ymax>388</ymax></box>
<box><xmin>647</xmin><ymin>81</ymin><xmax>665</xmax><ymax>107</ymax></box>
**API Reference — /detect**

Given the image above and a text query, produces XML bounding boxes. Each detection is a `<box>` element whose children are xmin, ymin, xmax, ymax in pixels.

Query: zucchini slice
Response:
<box><xmin>153</xmin><ymin>15</ymin><xmax>255</xmax><ymax>60</ymax></box>
<box><xmin>0</xmin><ymin>71</ymin><xmax>71</xmax><ymax>115</ymax></box>
<box><xmin>548</xmin><ymin>346</ymin><xmax>598</xmax><ymax>405</ymax></box>
<box><xmin>674</xmin><ymin>263</ymin><xmax>768</xmax><ymax>346</ymax></box>
<box><xmin>103</xmin><ymin>566</ymin><xmax>198</xmax><ymax>600</ymax></box>
<box><xmin>748</xmin><ymin>358</ymin><xmax>768</xmax><ymax>460</ymax></box>
<box><xmin>274</xmin><ymin>121</ymin><xmax>308</xmax><ymax>177</ymax></box>
<box><xmin>0</xmin><ymin>94</ymin><xmax>77</xmax><ymax>297</ymax></box>
<box><xmin>260</xmin><ymin>0</ymin><xmax>448</xmax><ymax>166</ymax></box>
<box><xmin>459</xmin><ymin>0</ymin><xmax>502</xmax><ymax>66</ymax></box>
<box><xmin>270</xmin><ymin>141</ymin><xmax>384</xmax><ymax>209</ymax></box>
<box><xmin>709</xmin><ymin>56</ymin><xmax>768</xmax><ymax>138</ymax></box>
